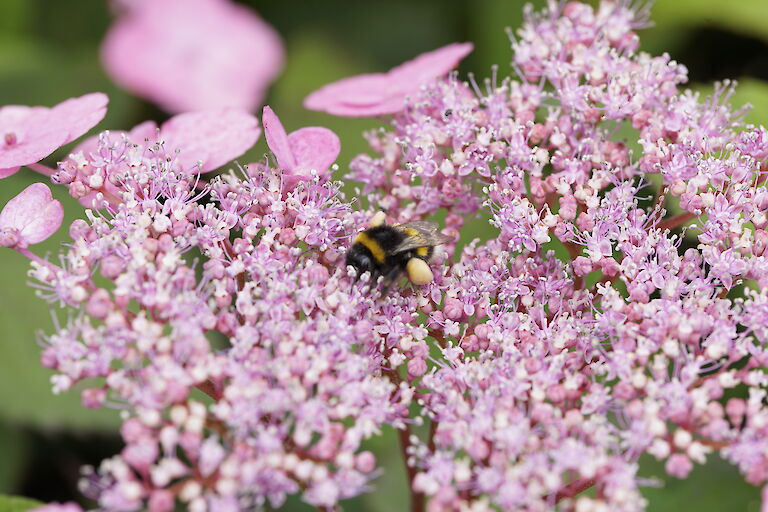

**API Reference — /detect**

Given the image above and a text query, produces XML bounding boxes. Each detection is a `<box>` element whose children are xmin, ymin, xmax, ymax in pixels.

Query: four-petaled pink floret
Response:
<box><xmin>0</xmin><ymin>183</ymin><xmax>63</xmax><ymax>249</ymax></box>
<box><xmin>262</xmin><ymin>105</ymin><xmax>340</xmax><ymax>178</ymax></box>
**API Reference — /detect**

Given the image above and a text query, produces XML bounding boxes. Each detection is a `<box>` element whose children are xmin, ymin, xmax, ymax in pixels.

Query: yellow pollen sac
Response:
<box><xmin>369</xmin><ymin>211</ymin><xmax>387</xmax><ymax>227</ymax></box>
<box><xmin>354</xmin><ymin>233</ymin><xmax>386</xmax><ymax>263</ymax></box>
<box><xmin>406</xmin><ymin>258</ymin><xmax>434</xmax><ymax>285</ymax></box>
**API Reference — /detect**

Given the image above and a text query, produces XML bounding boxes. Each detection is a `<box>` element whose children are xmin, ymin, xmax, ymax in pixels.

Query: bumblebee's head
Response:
<box><xmin>345</xmin><ymin>245</ymin><xmax>374</xmax><ymax>282</ymax></box>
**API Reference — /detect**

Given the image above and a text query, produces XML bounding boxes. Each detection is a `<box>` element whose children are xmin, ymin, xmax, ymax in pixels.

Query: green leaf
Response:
<box><xmin>0</xmin><ymin>495</ymin><xmax>42</xmax><ymax>512</ymax></box>
<box><xmin>0</xmin><ymin>0</ymin><xmax>31</xmax><ymax>37</ymax></box>
<box><xmin>649</xmin><ymin>0</ymin><xmax>768</xmax><ymax>42</ymax></box>
<box><xmin>640</xmin><ymin>454</ymin><xmax>761</xmax><ymax>512</ymax></box>
<box><xmin>729</xmin><ymin>77</ymin><xmax>768</xmax><ymax>125</ymax></box>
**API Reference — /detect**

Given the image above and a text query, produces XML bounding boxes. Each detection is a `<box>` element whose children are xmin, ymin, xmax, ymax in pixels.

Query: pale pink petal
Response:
<box><xmin>388</xmin><ymin>42</ymin><xmax>474</xmax><ymax>85</ymax></box>
<box><xmin>102</xmin><ymin>0</ymin><xmax>283</xmax><ymax>113</ymax></box>
<box><xmin>0</xmin><ymin>167</ymin><xmax>20</xmax><ymax>178</ymax></box>
<box><xmin>50</xmin><ymin>93</ymin><xmax>109</xmax><ymax>144</ymax></box>
<box><xmin>288</xmin><ymin>127</ymin><xmax>341</xmax><ymax>175</ymax></box>
<box><xmin>0</xmin><ymin>106</ymin><xmax>66</xmax><ymax>169</ymax></box>
<box><xmin>160</xmin><ymin>109</ymin><xmax>260</xmax><ymax>173</ymax></box>
<box><xmin>128</xmin><ymin>120</ymin><xmax>159</xmax><ymax>144</ymax></box>
<box><xmin>0</xmin><ymin>94</ymin><xmax>108</xmax><ymax>171</ymax></box>
<box><xmin>0</xmin><ymin>183</ymin><xmax>64</xmax><ymax>245</ymax></box>
<box><xmin>305</xmin><ymin>97</ymin><xmax>412</xmax><ymax>118</ymax></box>
<box><xmin>262</xmin><ymin>106</ymin><xmax>297</xmax><ymax>170</ymax></box>
<box><xmin>304</xmin><ymin>42</ymin><xmax>473</xmax><ymax>117</ymax></box>
<box><xmin>304</xmin><ymin>74</ymin><xmax>400</xmax><ymax>112</ymax></box>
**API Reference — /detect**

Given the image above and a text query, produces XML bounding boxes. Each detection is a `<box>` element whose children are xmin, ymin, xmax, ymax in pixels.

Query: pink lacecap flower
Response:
<box><xmin>0</xmin><ymin>183</ymin><xmax>64</xmax><ymax>248</ymax></box>
<box><xmin>0</xmin><ymin>93</ymin><xmax>108</xmax><ymax>178</ymax></box>
<box><xmin>262</xmin><ymin>106</ymin><xmax>340</xmax><ymax>178</ymax></box>
<box><xmin>304</xmin><ymin>42</ymin><xmax>473</xmax><ymax>117</ymax></box>
<box><xmin>102</xmin><ymin>0</ymin><xmax>284</xmax><ymax>113</ymax></box>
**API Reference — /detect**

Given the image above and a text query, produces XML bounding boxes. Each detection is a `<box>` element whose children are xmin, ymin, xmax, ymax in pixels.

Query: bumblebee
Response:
<box><xmin>346</xmin><ymin>212</ymin><xmax>452</xmax><ymax>290</ymax></box>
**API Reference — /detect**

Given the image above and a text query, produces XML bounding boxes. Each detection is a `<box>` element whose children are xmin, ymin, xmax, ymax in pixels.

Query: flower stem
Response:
<box><xmin>26</xmin><ymin>162</ymin><xmax>57</xmax><ymax>177</ymax></box>
<box><xmin>397</xmin><ymin>426</ymin><xmax>425</xmax><ymax>512</ymax></box>
<box><xmin>554</xmin><ymin>477</ymin><xmax>597</xmax><ymax>503</ymax></box>
<box><xmin>658</xmin><ymin>211</ymin><xmax>696</xmax><ymax>231</ymax></box>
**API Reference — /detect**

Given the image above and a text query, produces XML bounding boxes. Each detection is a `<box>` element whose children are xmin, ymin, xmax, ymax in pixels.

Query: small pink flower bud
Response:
<box><xmin>407</xmin><ymin>357</ymin><xmax>428</xmax><ymax>378</ymax></box>
<box><xmin>665</xmin><ymin>453</ymin><xmax>693</xmax><ymax>479</ymax></box>
<box><xmin>81</xmin><ymin>388</ymin><xmax>106</xmax><ymax>409</ymax></box>
<box><xmin>355</xmin><ymin>451</ymin><xmax>376</xmax><ymax>473</ymax></box>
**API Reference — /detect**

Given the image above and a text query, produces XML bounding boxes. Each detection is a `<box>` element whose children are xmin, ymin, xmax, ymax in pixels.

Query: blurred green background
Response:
<box><xmin>1</xmin><ymin>0</ymin><xmax>767</xmax><ymax>510</ymax></box>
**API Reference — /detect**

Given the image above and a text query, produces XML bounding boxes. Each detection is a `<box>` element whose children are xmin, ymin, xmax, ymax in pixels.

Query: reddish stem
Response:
<box><xmin>554</xmin><ymin>477</ymin><xmax>597</xmax><ymax>503</ymax></box>
<box><xmin>195</xmin><ymin>379</ymin><xmax>222</xmax><ymax>401</ymax></box>
<box><xmin>397</xmin><ymin>426</ymin><xmax>425</xmax><ymax>512</ymax></box>
<box><xmin>27</xmin><ymin>162</ymin><xmax>57</xmax><ymax>176</ymax></box>
<box><xmin>658</xmin><ymin>211</ymin><xmax>696</xmax><ymax>231</ymax></box>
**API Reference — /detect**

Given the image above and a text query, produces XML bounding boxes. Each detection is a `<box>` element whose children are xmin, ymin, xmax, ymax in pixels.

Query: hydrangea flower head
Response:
<box><xmin>102</xmin><ymin>0</ymin><xmax>284</xmax><ymax>113</ymax></box>
<box><xmin>7</xmin><ymin>1</ymin><xmax>768</xmax><ymax>511</ymax></box>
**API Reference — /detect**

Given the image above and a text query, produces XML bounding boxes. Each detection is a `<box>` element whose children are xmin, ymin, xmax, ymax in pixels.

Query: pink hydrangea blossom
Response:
<box><xmin>10</xmin><ymin>1</ymin><xmax>768</xmax><ymax>511</ymax></box>
<box><xmin>102</xmin><ymin>0</ymin><xmax>283</xmax><ymax>113</ymax></box>
<box><xmin>0</xmin><ymin>183</ymin><xmax>63</xmax><ymax>248</ymax></box>
<box><xmin>262</xmin><ymin>105</ymin><xmax>340</xmax><ymax>178</ymax></box>
<box><xmin>304</xmin><ymin>42</ymin><xmax>473</xmax><ymax>117</ymax></box>
<box><xmin>0</xmin><ymin>93</ymin><xmax>107</xmax><ymax>178</ymax></box>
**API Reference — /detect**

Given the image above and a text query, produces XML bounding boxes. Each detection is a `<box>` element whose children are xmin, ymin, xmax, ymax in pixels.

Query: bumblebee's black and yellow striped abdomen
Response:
<box><xmin>346</xmin><ymin>220</ymin><xmax>449</xmax><ymax>290</ymax></box>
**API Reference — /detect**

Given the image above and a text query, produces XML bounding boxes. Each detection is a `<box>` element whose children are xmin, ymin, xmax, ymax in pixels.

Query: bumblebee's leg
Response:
<box><xmin>379</xmin><ymin>266</ymin><xmax>405</xmax><ymax>295</ymax></box>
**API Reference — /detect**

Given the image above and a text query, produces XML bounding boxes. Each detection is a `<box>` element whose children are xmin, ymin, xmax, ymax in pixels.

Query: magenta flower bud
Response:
<box><xmin>51</xmin><ymin>167</ymin><xmax>76</xmax><ymax>185</ymax></box>
<box><xmin>100</xmin><ymin>255</ymin><xmax>125</xmax><ymax>279</ymax></box>
<box><xmin>86</xmin><ymin>289</ymin><xmax>112</xmax><ymax>319</ymax></box>
<box><xmin>148</xmin><ymin>490</ymin><xmax>175</xmax><ymax>512</ymax></box>
<box><xmin>81</xmin><ymin>388</ymin><xmax>107</xmax><ymax>409</ymax></box>
<box><xmin>443</xmin><ymin>297</ymin><xmax>464</xmax><ymax>321</ymax></box>
<box><xmin>407</xmin><ymin>358</ymin><xmax>428</xmax><ymax>378</ymax></box>
<box><xmin>120</xmin><ymin>418</ymin><xmax>150</xmax><ymax>444</ymax></box>
<box><xmin>123</xmin><ymin>439</ymin><xmax>159</xmax><ymax>472</ymax></box>
<box><xmin>355</xmin><ymin>451</ymin><xmax>376</xmax><ymax>473</ymax></box>
<box><xmin>665</xmin><ymin>453</ymin><xmax>694</xmax><ymax>479</ymax></box>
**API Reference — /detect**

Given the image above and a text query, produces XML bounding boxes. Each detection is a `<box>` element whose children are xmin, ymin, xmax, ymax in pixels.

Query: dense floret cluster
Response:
<box><xmin>4</xmin><ymin>1</ymin><xmax>768</xmax><ymax>511</ymax></box>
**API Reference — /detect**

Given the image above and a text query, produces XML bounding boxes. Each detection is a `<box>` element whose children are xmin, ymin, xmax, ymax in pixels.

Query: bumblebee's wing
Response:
<box><xmin>392</xmin><ymin>221</ymin><xmax>453</xmax><ymax>253</ymax></box>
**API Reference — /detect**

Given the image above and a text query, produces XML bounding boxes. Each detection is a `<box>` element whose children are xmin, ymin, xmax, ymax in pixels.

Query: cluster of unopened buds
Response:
<box><xmin>4</xmin><ymin>1</ymin><xmax>768</xmax><ymax>511</ymax></box>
